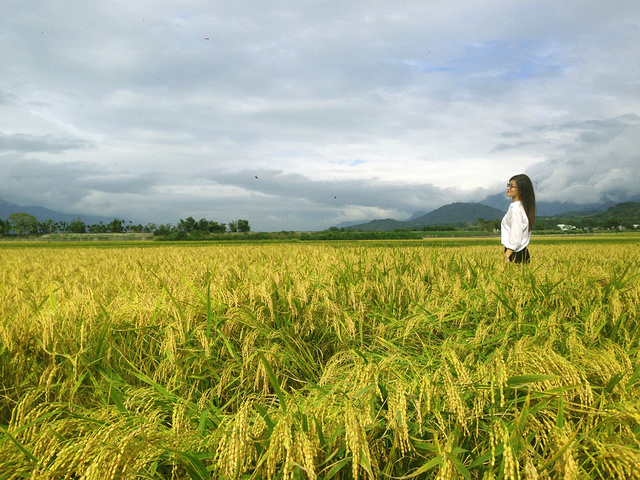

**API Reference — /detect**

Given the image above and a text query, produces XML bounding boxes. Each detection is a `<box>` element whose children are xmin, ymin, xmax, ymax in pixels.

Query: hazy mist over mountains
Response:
<box><xmin>0</xmin><ymin>198</ymin><xmax>114</xmax><ymax>226</ymax></box>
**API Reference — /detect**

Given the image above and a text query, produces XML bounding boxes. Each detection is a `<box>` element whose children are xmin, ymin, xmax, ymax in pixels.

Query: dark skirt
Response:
<box><xmin>505</xmin><ymin>247</ymin><xmax>530</xmax><ymax>264</ymax></box>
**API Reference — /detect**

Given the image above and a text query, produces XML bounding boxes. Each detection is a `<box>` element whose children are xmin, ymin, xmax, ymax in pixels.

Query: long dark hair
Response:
<box><xmin>511</xmin><ymin>174</ymin><xmax>536</xmax><ymax>231</ymax></box>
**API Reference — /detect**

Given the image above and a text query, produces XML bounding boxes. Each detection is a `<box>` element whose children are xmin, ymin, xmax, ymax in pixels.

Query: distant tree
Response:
<box><xmin>228</xmin><ymin>221</ymin><xmax>238</xmax><ymax>233</ymax></box>
<box><xmin>189</xmin><ymin>230</ymin><xmax>208</xmax><ymax>240</ymax></box>
<box><xmin>0</xmin><ymin>218</ymin><xmax>8</xmax><ymax>236</ymax></box>
<box><xmin>421</xmin><ymin>225</ymin><xmax>455</xmax><ymax>232</ymax></box>
<box><xmin>68</xmin><ymin>218</ymin><xmax>87</xmax><ymax>234</ymax></box>
<box><xmin>621</xmin><ymin>220</ymin><xmax>635</xmax><ymax>230</ymax></box>
<box><xmin>9</xmin><ymin>213</ymin><xmax>39</xmax><ymax>236</ymax></box>
<box><xmin>38</xmin><ymin>219</ymin><xmax>56</xmax><ymax>235</ymax></box>
<box><xmin>176</xmin><ymin>217</ymin><xmax>227</xmax><ymax>234</ymax></box>
<box><xmin>476</xmin><ymin>218</ymin><xmax>493</xmax><ymax>231</ymax></box>
<box><xmin>604</xmin><ymin>218</ymin><xmax>621</xmax><ymax>230</ymax></box>
<box><xmin>197</xmin><ymin>218</ymin><xmax>210</xmax><ymax>232</ymax></box>
<box><xmin>533</xmin><ymin>221</ymin><xmax>547</xmax><ymax>231</ymax></box>
<box><xmin>153</xmin><ymin>223</ymin><xmax>174</xmax><ymax>236</ymax></box>
<box><xmin>208</xmin><ymin>221</ymin><xmax>226</xmax><ymax>233</ymax></box>
<box><xmin>143</xmin><ymin>223</ymin><xmax>157</xmax><ymax>233</ymax></box>
<box><xmin>158</xmin><ymin>229</ymin><xmax>187</xmax><ymax>240</ymax></box>
<box><xmin>107</xmin><ymin>218</ymin><xmax>125</xmax><ymax>233</ymax></box>
<box><xmin>178</xmin><ymin>217</ymin><xmax>197</xmax><ymax>233</ymax></box>
<box><xmin>580</xmin><ymin>218</ymin><xmax>597</xmax><ymax>231</ymax></box>
<box><xmin>237</xmin><ymin>219</ymin><xmax>250</xmax><ymax>232</ymax></box>
<box><xmin>88</xmin><ymin>222</ymin><xmax>108</xmax><ymax>234</ymax></box>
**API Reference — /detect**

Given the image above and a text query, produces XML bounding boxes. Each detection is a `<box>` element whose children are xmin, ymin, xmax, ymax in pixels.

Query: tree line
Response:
<box><xmin>0</xmin><ymin>213</ymin><xmax>250</xmax><ymax>238</ymax></box>
<box><xmin>2</xmin><ymin>207</ymin><xmax>636</xmax><ymax>240</ymax></box>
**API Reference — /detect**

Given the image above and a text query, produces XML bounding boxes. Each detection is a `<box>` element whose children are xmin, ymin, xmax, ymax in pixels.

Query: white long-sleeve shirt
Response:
<box><xmin>501</xmin><ymin>201</ymin><xmax>530</xmax><ymax>252</ymax></box>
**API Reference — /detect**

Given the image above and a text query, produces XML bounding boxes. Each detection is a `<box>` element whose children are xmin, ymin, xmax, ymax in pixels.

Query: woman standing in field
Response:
<box><xmin>501</xmin><ymin>174</ymin><xmax>536</xmax><ymax>263</ymax></box>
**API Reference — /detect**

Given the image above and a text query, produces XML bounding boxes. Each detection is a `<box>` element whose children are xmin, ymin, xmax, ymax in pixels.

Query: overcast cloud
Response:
<box><xmin>1</xmin><ymin>1</ymin><xmax>639</xmax><ymax>231</ymax></box>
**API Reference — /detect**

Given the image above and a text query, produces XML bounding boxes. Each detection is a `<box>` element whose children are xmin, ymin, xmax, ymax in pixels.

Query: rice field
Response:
<box><xmin>1</xmin><ymin>236</ymin><xmax>639</xmax><ymax>479</ymax></box>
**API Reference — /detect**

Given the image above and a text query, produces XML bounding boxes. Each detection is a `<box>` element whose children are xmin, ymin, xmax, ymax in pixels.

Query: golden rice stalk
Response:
<box><xmin>589</xmin><ymin>442</ymin><xmax>640</xmax><ymax>479</ymax></box>
<box><xmin>549</xmin><ymin>429</ymin><xmax>579</xmax><ymax>480</ymax></box>
<box><xmin>435</xmin><ymin>433</ymin><xmax>455</xmax><ymax>480</ymax></box>
<box><xmin>344</xmin><ymin>402</ymin><xmax>375</xmax><ymax>480</ymax></box>
<box><xmin>501</xmin><ymin>422</ymin><xmax>516</xmax><ymax>480</ymax></box>
<box><xmin>260</xmin><ymin>410</ymin><xmax>296</xmax><ymax>480</ymax></box>
<box><xmin>385</xmin><ymin>387</ymin><xmax>412</xmax><ymax>457</ymax></box>
<box><xmin>213</xmin><ymin>400</ymin><xmax>254</xmax><ymax>478</ymax></box>
<box><xmin>442</xmin><ymin>369</ymin><xmax>469</xmax><ymax>431</ymax></box>
<box><xmin>522</xmin><ymin>455</ymin><xmax>540</xmax><ymax>480</ymax></box>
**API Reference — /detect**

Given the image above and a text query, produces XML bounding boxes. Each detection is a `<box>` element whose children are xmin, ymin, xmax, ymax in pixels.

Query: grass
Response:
<box><xmin>0</xmin><ymin>235</ymin><xmax>639</xmax><ymax>478</ymax></box>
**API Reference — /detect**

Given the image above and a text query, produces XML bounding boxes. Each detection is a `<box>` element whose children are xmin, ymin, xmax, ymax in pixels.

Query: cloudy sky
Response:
<box><xmin>1</xmin><ymin>1</ymin><xmax>639</xmax><ymax>231</ymax></box>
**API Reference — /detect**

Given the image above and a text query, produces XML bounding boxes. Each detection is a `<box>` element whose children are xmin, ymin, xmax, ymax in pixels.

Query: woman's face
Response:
<box><xmin>507</xmin><ymin>180</ymin><xmax>521</xmax><ymax>201</ymax></box>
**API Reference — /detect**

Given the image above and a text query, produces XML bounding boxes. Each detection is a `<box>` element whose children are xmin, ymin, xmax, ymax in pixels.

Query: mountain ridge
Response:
<box><xmin>339</xmin><ymin>202</ymin><xmax>504</xmax><ymax>231</ymax></box>
<box><xmin>335</xmin><ymin>199</ymin><xmax>640</xmax><ymax>231</ymax></box>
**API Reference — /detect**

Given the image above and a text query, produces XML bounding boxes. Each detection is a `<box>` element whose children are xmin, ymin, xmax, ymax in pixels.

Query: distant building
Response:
<box><xmin>557</xmin><ymin>224</ymin><xmax>576</xmax><ymax>231</ymax></box>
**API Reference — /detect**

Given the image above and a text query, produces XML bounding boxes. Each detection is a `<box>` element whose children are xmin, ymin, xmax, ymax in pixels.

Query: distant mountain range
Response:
<box><xmin>0</xmin><ymin>198</ymin><xmax>114</xmax><ymax>225</ymax></box>
<box><xmin>336</xmin><ymin>202</ymin><xmax>505</xmax><ymax>231</ymax></box>
<box><xmin>478</xmin><ymin>193</ymin><xmax>620</xmax><ymax>216</ymax></box>
<box><xmin>335</xmin><ymin>195</ymin><xmax>640</xmax><ymax>231</ymax></box>
<box><xmin>540</xmin><ymin>201</ymin><xmax>640</xmax><ymax>225</ymax></box>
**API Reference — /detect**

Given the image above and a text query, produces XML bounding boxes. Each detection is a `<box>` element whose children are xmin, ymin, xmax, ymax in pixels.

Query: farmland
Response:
<box><xmin>1</xmin><ymin>234</ymin><xmax>639</xmax><ymax>479</ymax></box>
